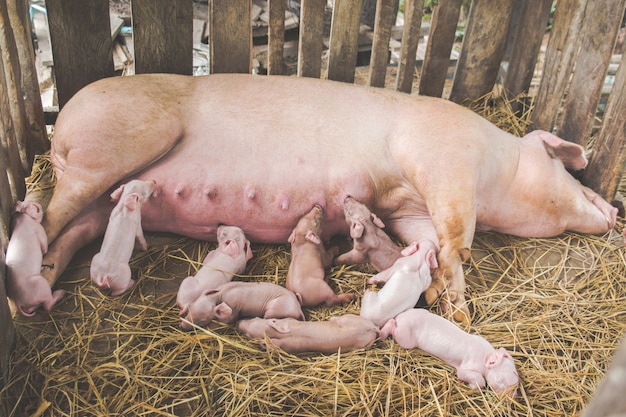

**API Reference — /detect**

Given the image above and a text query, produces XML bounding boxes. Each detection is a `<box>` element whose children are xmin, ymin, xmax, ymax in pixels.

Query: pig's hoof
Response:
<box><xmin>424</xmin><ymin>286</ymin><xmax>442</xmax><ymax>306</ymax></box>
<box><xmin>441</xmin><ymin>292</ymin><xmax>471</xmax><ymax>324</ymax></box>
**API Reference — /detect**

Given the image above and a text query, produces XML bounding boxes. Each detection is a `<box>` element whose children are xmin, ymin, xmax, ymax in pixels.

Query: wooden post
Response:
<box><xmin>327</xmin><ymin>0</ymin><xmax>364</xmax><ymax>83</ymax></box>
<box><xmin>367</xmin><ymin>0</ymin><xmax>396</xmax><ymax>88</ymax></box>
<box><xmin>0</xmin><ymin>249</ymin><xmax>15</xmax><ymax>388</ymax></box>
<box><xmin>582</xmin><ymin>52</ymin><xmax>626</xmax><ymax>202</ymax></box>
<box><xmin>267</xmin><ymin>0</ymin><xmax>286</xmax><ymax>75</ymax></box>
<box><xmin>209</xmin><ymin>0</ymin><xmax>252</xmax><ymax>74</ymax></box>
<box><xmin>418</xmin><ymin>0</ymin><xmax>462</xmax><ymax>97</ymax></box>
<box><xmin>556</xmin><ymin>0</ymin><xmax>626</xmax><ymax>147</ymax></box>
<box><xmin>297</xmin><ymin>0</ymin><xmax>325</xmax><ymax>78</ymax></box>
<box><xmin>449</xmin><ymin>0</ymin><xmax>514</xmax><ymax>104</ymax></box>
<box><xmin>530</xmin><ymin>0</ymin><xmax>587</xmax><ymax>132</ymax></box>
<box><xmin>132</xmin><ymin>0</ymin><xmax>193</xmax><ymax>75</ymax></box>
<box><xmin>395</xmin><ymin>0</ymin><xmax>423</xmax><ymax>94</ymax></box>
<box><xmin>46</xmin><ymin>0</ymin><xmax>114</xmax><ymax>108</ymax></box>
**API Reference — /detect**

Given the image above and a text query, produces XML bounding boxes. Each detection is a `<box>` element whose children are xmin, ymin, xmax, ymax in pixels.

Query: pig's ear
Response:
<box><xmin>533</xmin><ymin>130</ymin><xmax>588</xmax><ymax>170</ymax></box>
<box><xmin>401</xmin><ymin>241</ymin><xmax>419</xmax><ymax>256</ymax></box>
<box><xmin>371</xmin><ymin>213</ymin><xmax>385</xmax><ymax>228</ymax></box>
<box><xmin>201</xmin><ymin>289</ymin><xmax>219</xmax><ymax>297</ymax></box>
<box><xmin>244</xmin><ymin>240</ymin><xmax>253</xmax><ymax>261</ymax></box>
<box><xmin>124</xmin><ymin>193</ymin><xmax>140</xmax><ymax>210</ymax></box>
<box><xmin>305</xmin><ymin>231</ymin><xmax>321</xmax><ymax>245</ymax></box>
<box><xmin>179</xmin><ymin>305</ymin><xmax>189</xmax><ymax>317</ymax></box>
<box><xmin>214</xmin><ymin>302</ymin><xmax>232</xmax><ymax>320</ymax></box>
<box><xmin>485</xmin><ymin>348</ymin><xmax>507</xmax><ymax>368</ymax></box>
<box><xmin>110</xmin><ymin>184</ymin><xmax>125</xmax><ymax>201</ymax></box>
<box><xmin>350</xmin><ymin>221</ymin><xmax>364</xmax><ymax>239</ymax></box>
<box><xmin>288</xmin><ymin>230</ymin><xmax>296</xmax><ymax>244</ymax></box>
<box><xmin>268</xmin><ymin>319</ymin><xmax>292</xmax><ymax>334</ymax></box>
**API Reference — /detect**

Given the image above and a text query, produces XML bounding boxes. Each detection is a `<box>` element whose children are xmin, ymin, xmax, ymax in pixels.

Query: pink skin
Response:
<box><xmin>180</xmin><ymin>281</ymin><xmax>305</xmax><ymax>331</ymax></box>
<box><xmin>6</xmin><ymin>201</ymin><xmax>65</xmax><ymax>316</ymax></box>
<box><xmin>334</xmin><ymin>195</ymin><xmax>402</xmax><ymax>272</ymax></box>
<box><xmin>236</xmin><ymin>314</ymin><xmax>379</xmax><ymax>354</ymax></box>
<box><xmin>286</xmin><ymin>205</ymin><xmax>355</xmax><ymax>307</ymax></box>
<box><xmin>35</xmin><ymin>74</ymin><xmax>618</xmax><ymax>323</ymax></box>
<box><xmin>380</xmin><ymin>308</ymin><xmax>519</xmax><ymax>397</ymax></box>
<box><xmin>177</xmin><ymin>225</ymin><xmax>252</xmax><ymax>315</ymax></box>
<box><xmin>90</xmin><ymin>179</ymin><xmax>156</xmax><ymax>296</ymax></box>
<box><xmin>360</xmin><ymin>241</ymin><xmax>438</xmax><ymax>327</ymax></box>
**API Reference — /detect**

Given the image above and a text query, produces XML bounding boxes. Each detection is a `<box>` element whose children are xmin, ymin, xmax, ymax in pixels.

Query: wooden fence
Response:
<box><xmin>1</xmin><ymin>0</ymin><xmax>625</xmax><ymax>392</ymax></box>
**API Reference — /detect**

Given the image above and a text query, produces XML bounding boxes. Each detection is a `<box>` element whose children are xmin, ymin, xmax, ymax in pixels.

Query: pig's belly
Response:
<box><xmin>133</xmin><ymin>137</ymin><xmax>379</xmax><ymax>243</ymax></box>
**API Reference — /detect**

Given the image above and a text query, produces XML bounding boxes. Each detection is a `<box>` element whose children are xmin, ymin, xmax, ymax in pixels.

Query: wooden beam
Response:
<box><xmin>449</xmin><ymin>0</ymin><xmax>514</xmax><ymax>104</ymax></box>
<box><xmin>395</xmin><ymin>0</ymin><xmax>423</xmax><ymax>93</ymax></box>
<box><xmin>297</xmin><ymin>0</ymin><xmax>325</xmax><ymax>78</ymax></box>
<box><xmin>556</xmin><ymin>0</ymin><xmax>626</xmax><ymax>147</ymax></box>
<box><xmin>418</xmin><ymin>0</ymin><xmax>461</xmax><ymax>97</ymax></box>
<box><xmin>368</xmin><ymin>0</ymin><xmax>396</xmax><ymax>88</ymax></box>
<box><xmin>46</xmin><ymin>0</ymin><xmax>114</xmax><ymax>108</ymax></box>
<box><xmin>210</xmin><ymin>0</ymin><xmax>251</xmax><ymax>74</ymax></box>
<box><xmin>132</xmin><ymin>0</ymin><xmax>193</xmax><ymax>75</ymax></box>
<box><xmin>267</xmin><ymin>0</ymin><xmax>286</xmax><ymax>75</ymax></box>
<box><xmin>327</xmin><ymin>0</ymin><xmax>364</xmax><ymax>83</ymax></box>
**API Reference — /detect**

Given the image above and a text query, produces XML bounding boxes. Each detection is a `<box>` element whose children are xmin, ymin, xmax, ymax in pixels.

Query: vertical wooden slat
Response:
<box><xmin>210</xmin><ymin>0</ymin><xmax>251</xmax><ymax>74</ymax></box>
<box><xmin>297</xmin><ymin>0</ymin><xmax>325</xmax><ymax>78</ymax></box>
<box><xmin>267</xmin><ymin>0</ymin><xmax>286</xmax><ymax>75</ymax></box>
<box><xmin>530</xmin><ymin>0</ymin><xmax>587</xmax><ymax>132</ymax></box>
<box><xmin>0</xmin><ymin>249</ymin><xmax>14</xmax><ymax>387</ymax></box>
<box><xmin>132</xmin><ymin>0</ymin><xmax>193</xmax><ymax>75</ymax></box>
<box><xmin>418</xmin><ymin>0</ymin><xmax>461</xmax><ymax>97</ymax></box>
<box><xmin>395</xmin><ymin>0</ymin><xmax>423</xmax><ymax>93</ymax></box>
<box><xmin>368</xmin><ymin>0</ymin><xmax>396</xmax><ymax>88</ymax></box>
<box><xmin>556</xmin><ymin>0</ymin><xmax>626</xmax><ymax>147</ymax></box>
<box><xmin>46</xmin><ymin>0</ymin><xmax>114</xmax><ymax>108</ymax></box>
<box><xmin>502</xmin><ymin>0</ymin><xmax>553</xmax><ymax>100</ymax></box>
<box><xmin>6</xmin><ymin>0</ymin><xmax>48</xmax><ymax>163</ymax></box>
<box><xmin>582</xmin><ymin>52</ymin><xmax>626</xmax><ymax>201</ymax></box>
<box><xmin>327</xmin><ymin>0</ymin><xmax>364</xmax><ymax>83</ymax></box>
<box><xmin>449</xmin><ymin>0</ymin><xmax>514</xmax><ymax>104</ymax></box>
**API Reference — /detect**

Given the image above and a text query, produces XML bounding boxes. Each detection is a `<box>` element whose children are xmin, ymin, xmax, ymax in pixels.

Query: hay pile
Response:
<box><xmin>1</xmin><ymin>94</ymin><xmax>625</xmax><ymax>417</ymax></box>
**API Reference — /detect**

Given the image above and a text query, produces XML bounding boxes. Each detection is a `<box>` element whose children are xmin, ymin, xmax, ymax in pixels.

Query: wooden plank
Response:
<box><xmin>267</xmin><ymin>0</ymin><xmax>286</xmax><ymax>75</ymax></box>
<box><xmin>582</xmin><ymin>52</ymin><xmax>626</xmax><ymax>201</ymax></box>
<box><xmin>502</xmin><ymin>0</ymin><xmax>552</xmax><ymax>100</ymax></box>
<box><xmin>449</xmin><ymin>0</ymin><xmax>514</xmax><ymax>104</ymax></box>
<box><xmin>297</xmin><ymin>0</ymin><xmax>325</xmax><ymax>78</ymax></box>
<box><xmin>418</xmin><ymin>0</ymin><xmax>461</xmax><ymax>97</ymax></box>
<box><xmin>367</xmin><ymin>0</ymin><xmax>396</xmax><ymax>88</ymax></box>
<box><xmin>46</xmin><ymin>0</ymin><xmax>114</xmax><ymax>108</ymax></box>
<box><xmin>327</xmin><ymin>0</ymin><xmax>364</xmax><ymax>83</ymax></box>
<box><xmin>132</xmin><ymin>0</ymin><xmax>193</xmax><ymax>75</ymax></box>
<box><xmin>210</xmin><ymin>0</ymin><xmax>251</xmax><ymax>74</ymax></box>
<box><xmin>0</xmin><ymin>248</ymin><xmax>15</xmax><ymax>387</ymax></box>
<box><xmin>556</xmin><ymin>0</ymin><xmax>626</xmax><ymax>147</ymax></box>
<box><xmin>530</xmin><ymin>0</ymin><xmax>587</xmax><ymax>132</ymax></box>
<box><xmin>395</xmin><ymin>0</ymin><xmax>423</xmax><ymax>93</ymax></box>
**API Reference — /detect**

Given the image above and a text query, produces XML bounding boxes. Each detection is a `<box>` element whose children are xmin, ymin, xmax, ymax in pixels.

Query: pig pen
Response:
<box><xmin>0</xmin><ymin>94</ymin><xmax>625</xmax><ymax>417</ymax></box>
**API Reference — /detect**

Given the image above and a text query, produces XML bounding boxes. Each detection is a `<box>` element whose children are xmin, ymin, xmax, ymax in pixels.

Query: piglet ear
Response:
<box><xmin>110</xmin><ymin>184</ymin><xmax>125</xmax><ymax>201</ymax></box>
<box><xmin>371</xmin><ymin>213</ymin><xmax>385</xmax><ymax>228</ymax></box>
<box><xmin>244</xmin><ymin>240</ymin><xmax>253</xmax><ymax>261</ymax></box>
<box><xmin>268</xmin><ymin>319</ymin><xmax>292</xmax><ymax>334</ymax></box>
<box><xmin>288</xmin><ymin>230</ymin><xmax>296</xmax><ymax>244</ymax></box>
<box><xmin>485</xmin><ymin>347</ymin><xmax>507</xmax><ymax>368</ymax></box>
<box><xmin>532</xmin><ymin>130</ymin><xmax>588</xmax><ymax>170</ymax></box>
<box><xmin>401</xmin><ymin>241</ymin><xmax>419</xmax><ymax>256</ymax></box>
<box><xmin>350</xmin><ymin>221</ymin><xmax>364</xmax><ymax>239</ymax></box>
<box><xmin>124</xmin><ymin>193</ymin><xmax>140</xmax><ymax>210</ymax></box>
<box><xmin>214</xmin><ymin>302</ymin><xmax>232</xmax><ymax>321</ymax></box>
<box><xmin>305</xmin><ymin>231</ymin><xmax>321</xmax><ymax>245</ymax></box>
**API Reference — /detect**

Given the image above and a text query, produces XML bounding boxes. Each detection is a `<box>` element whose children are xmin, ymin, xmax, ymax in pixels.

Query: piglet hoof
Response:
<box><xmin>441</xmin><ymin>291</ymin><xmax>471</xmax><ymax>325</ymax></box>
<box><xmin>424</xmin><ymin>279</ymin><xmax>444</xmax><ymax>306</ymax></box>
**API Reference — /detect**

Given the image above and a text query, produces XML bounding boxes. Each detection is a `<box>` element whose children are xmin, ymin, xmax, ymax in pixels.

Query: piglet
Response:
<box><xmin>380</xmin><ymin>308</ymin><xmax>519</xmax><ymax>397</ymax></box>
<box><xmin>334</xmin><ymin>196</ymin><xmax>402</xmax><ymax>272</ymax></box>
<box><xmin>6</xmin><ymin>201</ymin><xmax>65</xmax><ymax>316</ymax></box>
<box><xmin>286</xmin><ymin>205</ymin><xmax>355</xmax><ymax>307</ymax></box>
<box><xmin>236</xmin><ymin>314</ymin><xmax>379</xmax><ymax>354</ymax></box>
<box><xmin>90</xmin><ymin>179</ymin><xmax>155</xmax><ymax>296</ymax></box>
<box><xmin>360</xmin><ymin>241</ymin><xmax>437</xmax><ymax>327</ymax></box>
<box><xmin>177</xmin><ymin>225</ymin><xmax>252</xmax><ymax>315</ymax></box>
<box><xmin>180</xmin><ymin>281</ymin><xmax>304</xmax><ymax>330</ymax></box>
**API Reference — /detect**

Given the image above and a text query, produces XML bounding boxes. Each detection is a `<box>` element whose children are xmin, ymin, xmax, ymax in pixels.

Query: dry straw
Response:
<box><xmin>1</xmin><ymin>92</ymin><xmax>625</xmax><ymax>417</ymax></box>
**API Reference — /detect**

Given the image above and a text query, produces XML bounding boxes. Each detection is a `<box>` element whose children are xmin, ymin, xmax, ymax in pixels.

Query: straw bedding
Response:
<box><xmin>1</xmin><ymin>93</ymin><xmax>625</xmax><ymax>417</ymax></box>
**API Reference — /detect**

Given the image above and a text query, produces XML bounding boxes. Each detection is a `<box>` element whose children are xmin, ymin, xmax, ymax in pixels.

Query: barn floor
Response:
<box><xmin>1</xmin><ymin>95</ymin><xmax>625</xmax><ymax>416</ymax></box>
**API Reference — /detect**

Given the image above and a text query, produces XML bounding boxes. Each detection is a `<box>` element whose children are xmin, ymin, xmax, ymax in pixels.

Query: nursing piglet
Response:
<box><xmin>236</xmin><ymin>314</ymin><xmax>379</xmax><ymax>354</ymax></box>
<box><xmin>334</xmin><ymin>196</ymin><xmax>402</xmax><ymax>272</ymax></box>
<box><xmin>286</xmin><ymin>205</ymin><xmax>355</xmax><ymax>307</ymax></box>
<box><xmin>177</xmin><ymin>225</ymin><xmax>252</xmax><ymax>315</ymax></box>
<box><xmin>6</xmin><ymin>201</ymin><xmax>65</xmax><ymax>316</ymax></box>
<box><xmin>180</xmin><ymin>281</ymin><xmax>304</xmax><ymax>330</ymax></box>
<box><xmin>90</xmin><ymin>179</ymin><xmax>155</xmax><ymax>296</ymax></box>
<box><xmin>360</xmin><ymin>241</ymin><xmax>437</xmax><ymax>327</ymax></box>
<box><xmin>380</xmin><ymin>308</ymin><xmax>519</xmax><ymax>397</ymax></box>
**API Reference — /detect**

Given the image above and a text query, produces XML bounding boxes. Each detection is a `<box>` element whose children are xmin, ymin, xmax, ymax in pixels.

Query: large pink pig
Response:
<box><xmin>33</xmin><ymin>74</ymin><xmax>618</xmax><ymax>323</ymax></box>
<box><xmin>334</xmin><ymin>196</ymin><xmax>402</xmax><ymax>272</ymax></box>
<box><xmin>180</xmin><ymin>281</ymin><xmax>304</xmax><ymax>330</ymax></box>
<box><xmin>286</xmin><ymin>205</ymin><xmax>355</xmax><ymax>307</ymax></box>
<box><xmin>90</xmin><ymin>179</ymin><xmax>155</xmax><ymax>296</ymax></box>
<box><xmin>380</xmin><ymin>308</ymin><xmax>519</xmax><ymax>397</ymax></box>
<box><xmin>6</xmin><ymin>201</ymin><xmax>65</xmax><ymax>316</ymax></box>
<box><xmin>360</xmin><ymin>241</ymin><xmax>438</xmax><ymax>327</ymax></box>
<box><xmin>236</xmin><ymin>314</ymin><xmax>379</xmax><ymax>354</ymax></box>
<box><xmin>177</xmin><ymin>225</ymin><xmax>252</xmax><ymax>315</ymax></box>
